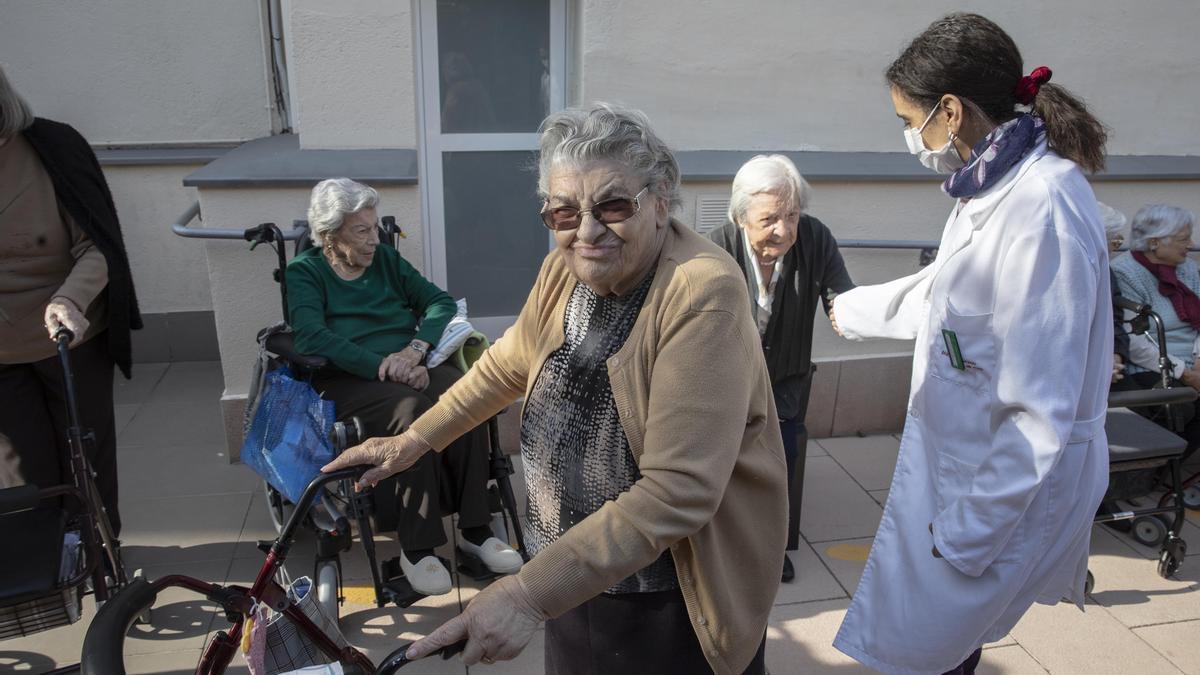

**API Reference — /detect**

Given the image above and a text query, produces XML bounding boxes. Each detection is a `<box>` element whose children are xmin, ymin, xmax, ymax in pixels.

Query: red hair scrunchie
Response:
<box><xmin>1014</xmin><ymin>66</ymin><xmax>1053</xmax><ymax>105</ymax></box>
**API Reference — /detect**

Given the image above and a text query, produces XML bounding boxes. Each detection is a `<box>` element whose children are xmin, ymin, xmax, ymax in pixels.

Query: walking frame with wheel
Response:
<box><xmin>0</xmin><ymin>328</ymin><xmax>134</xmax><ymax>672</ymax></box>
<box><xmin>80</xmin><ymin>443</ymin><xmax>468</xmax><ymax>675</ymax></box>
<box><xmin>241</xmin><ymin>220</ymin><xmax>527</xmax><ymax>615</ymax></box>
<box><xmin>1093</xmin><ymin>296</ymin><xmax>1193</xmax><ymax>588</ymax></box>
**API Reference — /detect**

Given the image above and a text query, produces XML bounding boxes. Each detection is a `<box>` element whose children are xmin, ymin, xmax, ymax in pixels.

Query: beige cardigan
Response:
<box><xmin>411</xmin><ymin>221</ymin><xmax>788</xmax><ymax>674</ymax></box>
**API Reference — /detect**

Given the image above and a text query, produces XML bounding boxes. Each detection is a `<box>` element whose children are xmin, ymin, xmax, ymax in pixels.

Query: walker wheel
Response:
<box><xmin>1158</xmin><ymin>537</ymin><xmax>1187</xmax><ymax>578</ymax></box>
<box><xmin>1132</xmin><ymin>516</ymin><xmax>1168</xmax><ymax>547</ymax></box>
<box><xmin>1158</xmin><ymin>550</ymin><xmax>1182</xmax><ymax>578</ymax></box>
<box><xmin>1084</xmin><ymin>570</ymin><xmax>1095</xmax><ymax>595</ymax></box>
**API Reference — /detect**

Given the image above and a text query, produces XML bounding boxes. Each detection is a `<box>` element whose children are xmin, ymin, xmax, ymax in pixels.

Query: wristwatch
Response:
<box><xmin>408</xmin><ymin>341</ymin><xmax>429</xmax><ymax>361</ymax></box>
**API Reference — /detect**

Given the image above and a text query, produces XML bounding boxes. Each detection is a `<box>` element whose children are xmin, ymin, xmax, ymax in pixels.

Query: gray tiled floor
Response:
<box><xmin>4</xmin><ymin>360</ymin><xmax>1199</xmax><ymax>674</ymax></box>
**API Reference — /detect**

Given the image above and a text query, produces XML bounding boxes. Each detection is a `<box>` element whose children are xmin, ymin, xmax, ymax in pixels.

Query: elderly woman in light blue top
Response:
<box><xmin>1110</xmin><ymin>204</ymin><xmax>1200</xmax><ymax>449</ymax></box>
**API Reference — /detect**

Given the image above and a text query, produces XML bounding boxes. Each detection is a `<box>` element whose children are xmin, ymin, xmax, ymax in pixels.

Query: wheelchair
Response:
<box><xmin>0</xmin><ymin>329</ymin><xmax>137</xmax><ymax>671</ymax></box>
<box><xmin>240</xmin><ymin>218</ymin><xmax>527</xmax><ymax>622</ymax></box>
<box><xmin>1092</xmin><ymin>297</ymin><xmax>1194</xmax><ymax>589</ymax></box>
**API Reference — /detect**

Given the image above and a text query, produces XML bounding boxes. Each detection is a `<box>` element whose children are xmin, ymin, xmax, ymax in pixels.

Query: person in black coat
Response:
<box><xmin>0</xmin><ymin>66</ymin><xmax>141</xmax><ymax>535</ymax></box>
<box><xmin>708</xmin><ymin>154</ymin><xmax>853</xmax><ymax>583</ymax></box>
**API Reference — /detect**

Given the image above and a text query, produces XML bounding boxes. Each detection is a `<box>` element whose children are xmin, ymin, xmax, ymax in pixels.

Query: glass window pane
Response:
<box><xmin>443</xmin><ymin>151</ymin><xmax>546</xmax><ymax>316</ymax></box>
<box><xmin>437</xmin><ymin>0</ymin><xmax>549</xmax><ymax>134</ymax></box>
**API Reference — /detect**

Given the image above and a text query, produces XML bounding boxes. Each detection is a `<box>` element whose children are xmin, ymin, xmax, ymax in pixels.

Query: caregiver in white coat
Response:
<box><xmin>831</xmin><ymin>13</ymin><xmax>1113</xmax><ymax>675</ymax></box>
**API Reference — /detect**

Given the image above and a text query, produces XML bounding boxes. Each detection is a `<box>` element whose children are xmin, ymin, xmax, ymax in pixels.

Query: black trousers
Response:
<box><xmin>544</xmin><ymin>587</ymin><xmax>767</xmax><ymax>675</ymax></box>
<box><xmin>312</xmin><ymin>365</ymin><xmax>491</xmax><ymax>550</ymax></box>
<box><xmin>778</xmin><ymin>371</ymin><xmax>814</xmax><ymax>551</ymax></box>
<box><xmin>0</xmin><ymin>335</ymin><xmax>120</xmax><ymax>535</ymax></box>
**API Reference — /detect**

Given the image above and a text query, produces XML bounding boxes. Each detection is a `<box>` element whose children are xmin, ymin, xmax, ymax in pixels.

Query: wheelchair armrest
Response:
<box><xmin>264</xmin><ymin>332</ymin><xmax>329</xmax><ymax>370</ymax></box>
<box><xmin>1108</xmin><ymin>387</ymin><xmax>1198</xmax><ymax>409</ymax></box>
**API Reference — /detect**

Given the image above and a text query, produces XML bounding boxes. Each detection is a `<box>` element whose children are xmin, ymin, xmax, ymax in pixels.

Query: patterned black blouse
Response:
<box><xmin>519</xmin><ymin>272</ymin><xmax>677</xmax><ymax>594</ymax></box>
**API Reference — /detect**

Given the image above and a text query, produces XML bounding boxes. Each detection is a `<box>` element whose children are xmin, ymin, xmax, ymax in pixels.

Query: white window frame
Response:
<box><xmin>414</xmin><ymin>0</ymin><xmax>567</xmax><ymax>335</ymax></box>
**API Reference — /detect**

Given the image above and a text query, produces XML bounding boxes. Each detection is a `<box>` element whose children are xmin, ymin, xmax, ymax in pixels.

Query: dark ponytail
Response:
<box><xmin>886</xmin><ymin>13</ymin><xmax>1108</xmax><ymax>173</ymax></box>
<box><xmin>1033</xmin><ymin>84</ymin><xmax>1108</xmax><ymax>173</ymax></box>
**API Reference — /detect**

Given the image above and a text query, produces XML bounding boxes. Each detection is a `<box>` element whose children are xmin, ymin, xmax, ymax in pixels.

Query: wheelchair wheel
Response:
<box><xmin>1132</xmin><ymin>516</ymin><xmax>1168</xmax><ymax>547</ymax></box>
<box><xmin>264</xmin><ymin>480</ymin><xmax>292</xmax><ymax>535</ymax></box>
<box><xmin>315</xmin><ymin>559</ymin><xmax>340</xmax><ymax>624</ymax></box>
<box><xmin>1184</xmin><ymin>485</ymin><xmax>1200</xmax><ymax>510</ymax></box>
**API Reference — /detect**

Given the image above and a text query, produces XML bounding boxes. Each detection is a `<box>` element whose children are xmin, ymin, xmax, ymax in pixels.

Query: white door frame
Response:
<box><xmin>414</xmin><ymin>0</ymin><xmax>567</xmax><ymax>336</ymax></box>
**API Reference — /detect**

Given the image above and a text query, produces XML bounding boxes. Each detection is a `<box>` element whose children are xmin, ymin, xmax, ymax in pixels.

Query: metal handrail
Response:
<box><xmin>838</xmin><ymin>239</ymin><xmax>939</xmax><ymax>250</ymax></box>
<box><xmin>169</xmin><ymin>200</ymin><xmax>306</xmax><ymax>241</ymax></box>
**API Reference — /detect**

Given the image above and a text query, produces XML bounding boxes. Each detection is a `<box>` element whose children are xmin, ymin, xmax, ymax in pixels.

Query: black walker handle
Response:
<box><xmin>377</xmin><ymin>638</ymin><xmax>468</xmax><ymax>673</ymax></box>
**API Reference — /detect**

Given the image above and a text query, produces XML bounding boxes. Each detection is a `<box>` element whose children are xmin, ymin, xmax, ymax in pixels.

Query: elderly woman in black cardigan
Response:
<box><xmin>0</xmin><ymin>66</ymin><xmax>141</xmax><ymax>534</ymax></box>
<box><xmin>708</xmin><ymin>154</ymin><xmax>853</xmax><ymax>583</ymax></box>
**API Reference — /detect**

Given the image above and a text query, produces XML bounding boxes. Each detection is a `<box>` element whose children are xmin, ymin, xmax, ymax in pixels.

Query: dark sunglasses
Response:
<box><xmin>540</xmin><ymin>186</ymin><xmax>650</xmax><ymax>231</ymax></box>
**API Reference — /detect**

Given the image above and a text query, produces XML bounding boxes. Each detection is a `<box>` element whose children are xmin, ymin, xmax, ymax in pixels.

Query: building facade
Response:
<box><xmin>4</xmin><ymin>0</ymin><xmax>1199</xmax><ymax>456</ymax></box>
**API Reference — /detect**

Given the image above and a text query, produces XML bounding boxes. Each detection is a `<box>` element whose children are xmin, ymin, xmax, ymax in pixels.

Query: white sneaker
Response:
<box><xmin>459</xmin><ymin>536</ymin><xmax>524</xmax><ymax>574</ymax></box>
<box><xmin>399</xmin><ymin>552</ymin><xmax>453</xmax><ymax>595</ymax></box>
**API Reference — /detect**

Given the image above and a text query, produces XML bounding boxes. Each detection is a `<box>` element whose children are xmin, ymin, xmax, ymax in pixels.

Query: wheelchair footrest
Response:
<box><xmin>378</xmin><ymin>556</ymin><xmax>450</xmax><ymax>609</ymax></box>
<box><xmin>455</xmin><ymin>547</ymin><xmax>499</xmax><ymax>582</ymax></box>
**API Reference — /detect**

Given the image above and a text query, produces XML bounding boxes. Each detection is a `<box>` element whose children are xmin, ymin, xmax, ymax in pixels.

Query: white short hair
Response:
<box><xmin>307</xmin><ymin>178</ymin><xmax>380</xmax><ymax>246</ymax></box>
<box><xmin>1129</xmin><ymin>204</ymin><xmax>1195</xmax><ymax>252</ymax></box>
<box><xmin>0</xmin><ymin>64</ymin><xmax>34</xmax><ymax>140</ymax></box>
<box><xmin>728</xmin><ymin>154</ymin><xmax>811</xmax><ymax>225</ymax></box>
<box><xmin>1096</xmin><ymin>202</ymin><xmax>1128</xmax><ymax>241</ymax></box>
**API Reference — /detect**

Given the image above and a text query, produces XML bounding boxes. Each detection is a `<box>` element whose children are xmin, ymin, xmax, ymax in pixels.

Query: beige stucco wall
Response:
<box><xmin>289</xmin><ymin>0</ymin><xmax>418</xmax><ymax>149</ymax></box>
<box><xmin>577</xmin><ymin>0</ymin><xmax>1200</xmax><ymax>156</ymax></box>
<box><xmin>0</xmin><ymin>0</ymin><xmax>274</xmax><ymax>145</ymax></box>
<box><xmin>103</xmin><ymin>166</ymin><xmax>211</xmax><ymax>314</ymax></box>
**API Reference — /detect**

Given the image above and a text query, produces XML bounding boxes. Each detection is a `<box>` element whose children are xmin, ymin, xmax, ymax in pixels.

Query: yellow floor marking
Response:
<box><xmin>825</xmin><ymin>543</ymin><xmax>872</xmax><ymax>562</ymax></box>
<box><xmin>341</xmin><ymin>585</ymin><xmax>380</xmax><ymax>605</ymax></box>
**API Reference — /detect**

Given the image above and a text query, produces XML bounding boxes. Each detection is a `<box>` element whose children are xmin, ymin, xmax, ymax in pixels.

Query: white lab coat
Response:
<box><xmin>832</xmin><ymin>143</ymin><xmax>1112</xmax><ymax>674</ymax></box>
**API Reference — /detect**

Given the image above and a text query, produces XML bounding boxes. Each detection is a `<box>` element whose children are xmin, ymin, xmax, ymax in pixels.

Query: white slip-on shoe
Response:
<box><xmin>399</xmin><ymin>552</ymin><xmax>453</xmax><ymax>595</ymax></box>
<box><xmin>459</xmin><ymin>537</ymin><xmax>524</xmax><ymax>574</ymax></box>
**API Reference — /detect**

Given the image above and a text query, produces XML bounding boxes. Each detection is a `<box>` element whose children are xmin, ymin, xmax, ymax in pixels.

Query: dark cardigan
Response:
<box><xmin>708</xmin><ymin>216</ymin><xmax>854</xmax><ymax>420</ymax></box>
<box><xmin>22</xmin><ymin>118</ymin><xmax>142</xmax><ymax>378</ymax></box>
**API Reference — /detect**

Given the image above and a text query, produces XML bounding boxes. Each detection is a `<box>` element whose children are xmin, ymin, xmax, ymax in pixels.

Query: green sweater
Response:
<box><xmin>286</xmin><ymin>246</ymin><xmax>456</xmax><ymax>379</ymax></box>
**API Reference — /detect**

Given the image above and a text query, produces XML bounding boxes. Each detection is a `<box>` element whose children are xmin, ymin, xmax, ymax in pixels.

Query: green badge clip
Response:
<box><xmin>942</xmin><ymin>329</ymin><xmax>966</xmax><ymax>371</ymax></box>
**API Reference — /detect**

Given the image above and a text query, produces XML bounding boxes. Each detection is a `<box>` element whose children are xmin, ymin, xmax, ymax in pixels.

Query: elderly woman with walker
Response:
<box><xmin>830</xmin><ymin>13</ymin><xmax>1113</xmax><ymax>674</ymax></box>
<box><xmin>325</xmin><ymin>103</ymin><xmax>787</xmax><ymax>674</ymax></box>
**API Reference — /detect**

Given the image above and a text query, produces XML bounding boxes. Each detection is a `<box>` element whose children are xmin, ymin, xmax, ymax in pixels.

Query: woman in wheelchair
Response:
<box><xmin>286</xmin><ymin>178</ymin><xmax>522</xmax><ymax>596</ymax></box>
<box><xmin>1110</xmin><ymin>204</ymin><xmax>1200</xmax><ymax>449</ymax></box>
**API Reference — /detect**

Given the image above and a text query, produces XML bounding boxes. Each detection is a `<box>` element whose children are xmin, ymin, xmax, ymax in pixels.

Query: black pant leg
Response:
<box><xmin>544</xmin><ymin>590</ymin><xmax>716</xmax><ymax>675</ymax></box>
<box><xmin>60</xmin><ymin>338</ymin><xmax>119</xmax><ymax>535</ymax></box>
<box><xmin>0</xmin><ymin>362</ymin><xmax>62</xmax><ymax>490</ymax></box>
<box><xmin>421</xmin><ymin>365</ymin><xmax>492</xmax><ymax>531</ymax></box>
<box><xmin>15</xmin><ymin>337</ymin><xmax>119</xmax><ymax>534</ymax></box>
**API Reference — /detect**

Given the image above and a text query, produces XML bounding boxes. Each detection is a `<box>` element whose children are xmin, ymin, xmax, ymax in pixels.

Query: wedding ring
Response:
<box><xmin>482</xmin><ymin>656</ymin><xmax>496</xmax><ymax>665</ymax></box>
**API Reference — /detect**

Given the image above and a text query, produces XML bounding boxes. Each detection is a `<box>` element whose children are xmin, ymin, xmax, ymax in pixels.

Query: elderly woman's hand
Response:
<box><xmin>406</xmin><ymin>575</ymin><xmax>545</xmax><ymax>666</ymax></box>
<box><xmin>829</xmin><ymin>301</ymin><xmax>844</xmax><ymax>337</ymax></box>
<box><xmin>44</xmin><ymin>297</ymin><xmax>89</xmax><ymax>346</ymax></box>
<box><xmin>379</xmin><ymin>348</ymin><xmax>423</xmax><ymax>383</ymax></box>
<box><xmin>1180</xmin><ymin>363</ymin><xmax>1200</xmax><ymax>391</ymax></box>
<box><xmin>321</xmin><ymin>429</ymin><xmax>432</xmax><ymax>491</ymax></box>
<box><xmin>1111</xmin><ymin>354</ymin><xmax>1125</xmax><ymax>384</ymax></box>
<box><xmin>402</xmin><ymin>365</ymin><xmax>431</xmax><ymax>391</ymax></box>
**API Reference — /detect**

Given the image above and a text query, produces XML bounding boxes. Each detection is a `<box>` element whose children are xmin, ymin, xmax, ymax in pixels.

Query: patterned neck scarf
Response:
<box><xmin>943</xmin><ymin>114</ymin><xmax>1046</xmax><ymax>199</ymax></box>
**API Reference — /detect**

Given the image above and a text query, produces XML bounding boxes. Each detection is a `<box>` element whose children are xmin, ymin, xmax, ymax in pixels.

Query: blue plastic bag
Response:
<box><xmin>241</xmin><ymin>367</ymin><xmax>335</xmax><ymax>504</ymax></box>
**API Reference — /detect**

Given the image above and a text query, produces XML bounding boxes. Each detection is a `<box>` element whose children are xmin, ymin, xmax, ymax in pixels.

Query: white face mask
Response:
<box><xmin>904</xmin><ymin>103</ymin><xmax>964</xmax><ymax>174</ymax></box>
